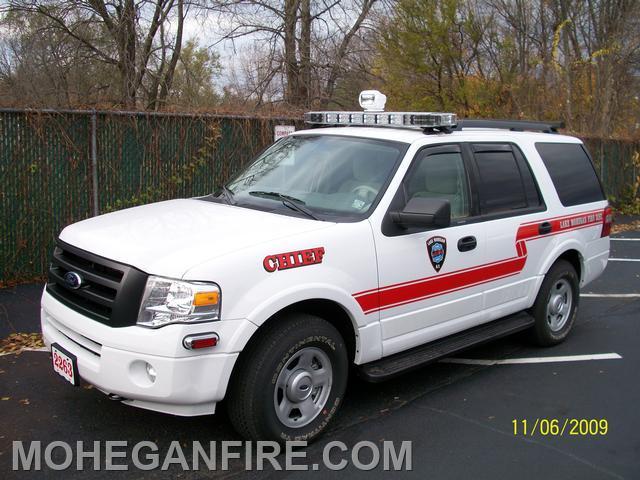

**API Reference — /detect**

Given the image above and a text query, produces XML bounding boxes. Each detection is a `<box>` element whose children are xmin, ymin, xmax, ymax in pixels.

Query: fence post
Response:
<box><xmin>599</xmin><ymin>142</ymin><xmax>605</xmax><ymax>192</ymax></box>
<box><xmin>91</xmin><ymin>110</ymin><xmax>99</xmax><ymax>216</ymax></box>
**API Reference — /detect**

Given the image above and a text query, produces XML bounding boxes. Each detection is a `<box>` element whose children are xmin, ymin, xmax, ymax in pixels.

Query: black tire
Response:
<box><xmin>530</xmin><ymin>259</ymin><xmax>579</xmax><ymax>346</ymax></box>
<box><xmin>227</xmin><ymin>313</ymin><xmax>348</xmax><ymax>442</ymax></box>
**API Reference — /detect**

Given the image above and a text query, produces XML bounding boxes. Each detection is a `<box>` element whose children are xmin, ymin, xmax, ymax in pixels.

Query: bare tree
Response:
<box><xmin>212</xmin><ymin>0</ymin><xmax>378</xmax><ymax>108</ymax></box>
<box><xmin>2</xmin><ymin>0</ymin><xmax>195</xmax><ymax>108</ymax></box>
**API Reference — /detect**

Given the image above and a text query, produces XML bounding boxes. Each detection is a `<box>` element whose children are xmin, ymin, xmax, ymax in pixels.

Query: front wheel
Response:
<box><xmin>530</xmin><ymin>259</ymin><xmax>579</xmax><ymax>346</ymax></box>
<box><xmin>227</xmin><ymin>313</ymin><xmax>348</xmax><ymax>442</ymax></box>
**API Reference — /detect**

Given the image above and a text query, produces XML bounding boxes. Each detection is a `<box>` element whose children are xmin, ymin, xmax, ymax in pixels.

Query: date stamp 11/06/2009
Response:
<box><xmin>512</xmin><ymin>418</ymin><xmax>608</xmax><ymax>437</ymax></box>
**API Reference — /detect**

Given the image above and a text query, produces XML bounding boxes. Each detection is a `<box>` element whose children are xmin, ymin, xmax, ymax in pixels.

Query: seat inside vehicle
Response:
<box><xmin>407</xmin><ymin>153</ymin><xmax>468</xmax><ymax>218</ymax></box>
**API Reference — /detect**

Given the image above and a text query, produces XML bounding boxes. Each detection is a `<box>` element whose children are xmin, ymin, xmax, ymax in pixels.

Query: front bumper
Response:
<box><xmin>41</xmin><ymin>289</ymin><xmax>257</xmax><ymax>416</ymax></box>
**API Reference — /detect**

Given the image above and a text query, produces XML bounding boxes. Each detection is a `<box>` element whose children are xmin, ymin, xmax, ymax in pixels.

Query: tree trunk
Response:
<box><xmin>120</xmin><ymin>0</ymin><xmax>137</xmax><ymax>108</ymax></box>
<box><xmin>157</xmin><ymin>0</ymin><xmax>185</xmax><ymax>108</ymax></box>
<box><xmin>299</xmin><ymin>0</ymin><xmax>311</xmax><ymax>107</ymax></box>
<box><xmin>322</xmin><ymin>0</ymin><xmax>376</xmax><ymax>107</ymax></box>
<box><xmin>283</xmin><ymin>0</ymin><xmax>300</xmax><ymax>105</ymax></box>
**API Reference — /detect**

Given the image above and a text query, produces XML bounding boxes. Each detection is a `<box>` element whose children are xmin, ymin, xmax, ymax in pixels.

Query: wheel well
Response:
<box><xmin>280</xmin><ymin>300</ymin><xmax>357</xmax><ymax>360</ymax></box>
<box><xmin>556</xmin><ymin>249</ymin><xmax>582</xmax><ymax>281</ymax></box>
<box><xmin>236</xmin><ymin>299</ymin><xmax>357</xmax><ymax>368</ymax></box>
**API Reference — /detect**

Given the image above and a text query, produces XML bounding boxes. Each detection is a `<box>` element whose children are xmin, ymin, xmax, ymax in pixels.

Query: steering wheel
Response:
<box><xmin>350</xmin><ymin>185</ymin><xmax>378</xmax><ymax>198</ymax></box>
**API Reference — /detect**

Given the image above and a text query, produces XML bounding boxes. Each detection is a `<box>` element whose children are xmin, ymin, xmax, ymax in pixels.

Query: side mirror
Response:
<box><xmin>390</xmin><ymin>197</ymin><xmax>451</xmax><ymax>229</ymax></box>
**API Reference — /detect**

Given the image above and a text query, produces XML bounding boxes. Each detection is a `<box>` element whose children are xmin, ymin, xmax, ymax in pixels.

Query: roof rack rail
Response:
<box><xmin>454</xmin><ymin>119</ymin><xmax>564</xmax><ymax>134</ymax></box>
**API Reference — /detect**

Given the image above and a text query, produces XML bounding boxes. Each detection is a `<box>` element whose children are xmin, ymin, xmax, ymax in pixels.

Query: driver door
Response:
<box><xmin>368</xmin><ymin>144</ymin><xmax>487</xmax><ymax>356</ymax></box>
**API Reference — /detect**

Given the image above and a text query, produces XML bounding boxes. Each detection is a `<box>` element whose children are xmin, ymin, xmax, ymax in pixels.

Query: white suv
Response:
<box><xmin>41</xmin><ymin>91</ymin><xmax>611</xmax><ymax>442</ymax></box>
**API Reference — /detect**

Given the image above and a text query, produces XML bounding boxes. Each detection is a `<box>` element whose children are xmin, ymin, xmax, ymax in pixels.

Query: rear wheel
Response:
<box><xmin>227</xmin><ymin>313</ymin><xmax>348</xmax><ymax>442</ymax></box>
<box><xmin>530</xmin><ymin>259</ymin><xmax>579</xmax><ymax>346</ymax></box>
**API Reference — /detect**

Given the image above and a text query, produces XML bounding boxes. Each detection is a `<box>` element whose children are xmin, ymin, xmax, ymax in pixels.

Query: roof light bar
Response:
<box><xmin>304</xmin><ymin>111</ymin><xmax>458</xmax><ymax>130</ymax></box>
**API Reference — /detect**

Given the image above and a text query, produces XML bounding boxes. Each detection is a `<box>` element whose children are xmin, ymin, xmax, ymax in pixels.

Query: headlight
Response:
<box><xmin>137</xmin><ymin>276</ymin><xmax>221</xmax><ymax>328</ymax></box>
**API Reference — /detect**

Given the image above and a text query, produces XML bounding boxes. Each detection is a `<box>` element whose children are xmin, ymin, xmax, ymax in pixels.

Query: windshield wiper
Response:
<box><xmin>248</xmin><ymin>191</ymin><xmax>319</xmax><ymax>220</ymax></box>
<box><xmin>219</xmin><ymin>185</ymin><xmax>236</xmax><ymax>205</ymax></box>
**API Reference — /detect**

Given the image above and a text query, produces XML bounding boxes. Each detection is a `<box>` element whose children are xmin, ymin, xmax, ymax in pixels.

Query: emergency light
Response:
<box><xmin>305</xmin><ymin>90</ymin><xmax>457</xmax><ymax>131</ymax></box>
<box><xmin>359</xmin><ymin>90</ymin><xmax>387</xmax><ymax>111</ymax></box>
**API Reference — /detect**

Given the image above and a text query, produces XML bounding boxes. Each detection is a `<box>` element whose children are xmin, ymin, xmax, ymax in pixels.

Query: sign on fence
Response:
<box><xmin>274</xmin><ymin>125</ymin><xmax>295</xmax><ymax>141</ymax></box>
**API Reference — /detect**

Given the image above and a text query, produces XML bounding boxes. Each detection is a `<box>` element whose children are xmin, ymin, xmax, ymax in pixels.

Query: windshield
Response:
<box><xmin>220</xmin><ymin>135</ymin><xmax>407</xmax><ymax>221</ymax></box>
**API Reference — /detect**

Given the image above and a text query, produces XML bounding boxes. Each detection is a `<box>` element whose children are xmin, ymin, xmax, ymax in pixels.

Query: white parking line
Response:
<box><xmin>0</xmin><ymin>347</ymin><xmax>49</xmax><ymax>357</ymax></box>
<box><xmin>441</xmin><ymin>353</ymin><xmax>622</xmax><ymax>366</ymax></box>
<box><xmin>581</xmin><ymin>293</ymin><xmax>640</xmax><ymax>298</ymax></box>
<box><xmin>609</xmin><ymin>258</ymin><xmax>640</xmax><ymax>262</ymax></box>
<box><xmin>611</xmin><ymin>238</ymin><xmax>640</xmax><ymax>241</ymax></box>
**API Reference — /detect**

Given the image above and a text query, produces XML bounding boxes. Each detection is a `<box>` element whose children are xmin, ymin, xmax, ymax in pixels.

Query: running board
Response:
<box><xmin>358</xmin><ymin>312</ymin><xmax>535</xmax><ymax>382</ymax></box>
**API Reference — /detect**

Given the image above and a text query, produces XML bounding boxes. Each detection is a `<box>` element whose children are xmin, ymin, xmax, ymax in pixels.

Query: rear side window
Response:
<box><xmin>471</xmin><ymin>144</ymin><xmax>541</xmax><ymax>216</ymax></box>
<box><xmin>535</xmin><ymin>143</ymin><xmax>605</xmax><ymax>206</ymax></box>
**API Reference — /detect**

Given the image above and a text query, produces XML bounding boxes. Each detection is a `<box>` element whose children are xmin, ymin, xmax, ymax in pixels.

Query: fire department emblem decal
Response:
<box><xmin>426</xmin><ymin>236</ymin><xmax>447</xmax><ymax>272</ymax></box>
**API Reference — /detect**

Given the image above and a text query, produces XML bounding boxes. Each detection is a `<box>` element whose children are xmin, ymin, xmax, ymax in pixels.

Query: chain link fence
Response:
<box><xmin>1</xmin><ymin>109</ymin><xmax>302</xmax><ymax>285</ymax></box>
<box><xmin>1</xmin><ymin>108</ymin><xmax>638</xmax><ymax>285</ymax></box>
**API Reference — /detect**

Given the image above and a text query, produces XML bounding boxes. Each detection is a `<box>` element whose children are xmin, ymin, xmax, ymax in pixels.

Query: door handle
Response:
<box><xmin>458</xmin><ymin>236</ymin><xmax>477</xmax><ymax>252</ymax></box>
<box><xmin>539</xmin><ymin>221</ymin><xmax>552</xmax><ymax>235</ymax></box>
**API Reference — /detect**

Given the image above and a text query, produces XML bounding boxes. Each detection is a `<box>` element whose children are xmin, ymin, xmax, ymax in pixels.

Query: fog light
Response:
<box><xmin>145</xmin><ymin>363</ymin><xmax>157</xmax><ymax>382</ymax></box>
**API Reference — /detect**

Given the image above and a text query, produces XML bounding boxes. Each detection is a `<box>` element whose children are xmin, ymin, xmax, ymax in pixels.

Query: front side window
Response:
<box><xmin>405</xmin><ymin>151</ymin><xmax>470</xmax><ymax>219</ymax></box>
<box><xmin>221</xmin><ymin>135</ymin><xmax>406</xmax><ymax>221</ymax></box>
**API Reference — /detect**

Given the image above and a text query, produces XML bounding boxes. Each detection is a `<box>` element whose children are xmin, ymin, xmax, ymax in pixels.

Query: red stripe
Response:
<box><xmin>354</xmin><ymin>208</ymin><xmax>606</xmax><ymax>314</ymax></box>
<box><xmin>375</xmin><ymin>271</ymin><xmax>521</xmax><ymax>313</ymax></box>
<box><xmin>375</xmin><ymin>256</ymin><xmax>525</xmax><ymax>313</ymax></box>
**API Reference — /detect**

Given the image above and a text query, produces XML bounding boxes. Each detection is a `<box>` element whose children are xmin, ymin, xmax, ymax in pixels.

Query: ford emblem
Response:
<box><xmin>63</xmin><ymin>271</ymin><xmax>83</xmax><ymax>290</ymax></box>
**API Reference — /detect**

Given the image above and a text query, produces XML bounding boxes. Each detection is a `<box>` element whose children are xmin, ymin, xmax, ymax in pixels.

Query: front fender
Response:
<box><xmin>240</xmin><ymin>282</ymin><xmax>382</xmax><ymax>365</ymax></box>
<box><xmin>244</xmin><ymin>282</ymin><xmax>367</xmax><ymax>329</ymax></box>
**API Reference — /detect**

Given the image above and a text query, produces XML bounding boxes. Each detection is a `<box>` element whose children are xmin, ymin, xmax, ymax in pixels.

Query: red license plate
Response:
<box><xmin>51</xmin><ymin>343</ymin><xmax>79</xmax><ymax>386</ymax></box>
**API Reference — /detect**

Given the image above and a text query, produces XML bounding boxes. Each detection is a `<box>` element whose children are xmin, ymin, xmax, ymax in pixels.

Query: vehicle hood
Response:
<box><xmin>59</xmin><ymin>199</ymin><xmax>334</xmax><ymax>278</ymax></box>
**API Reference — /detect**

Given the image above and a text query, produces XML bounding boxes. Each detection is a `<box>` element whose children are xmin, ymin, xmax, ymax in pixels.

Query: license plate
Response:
<box><xmin>51</xmin><ymin>343</ymin><xmax>79</xmax><ymax>386</ymax></box>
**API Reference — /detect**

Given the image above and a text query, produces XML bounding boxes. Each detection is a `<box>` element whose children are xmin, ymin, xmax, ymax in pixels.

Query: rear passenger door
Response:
<box><xmin>465</xmin><ymin>143</ymin><xmax>545</xmax><ymax>315</ymax></box>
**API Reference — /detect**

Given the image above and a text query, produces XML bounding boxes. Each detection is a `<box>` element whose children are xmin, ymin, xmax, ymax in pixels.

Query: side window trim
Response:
<box><xmin>400</xmin><ymin>143</ymin><xmax>464</xmax><ymax>205</ymax></box>
<box><xmin>381</xmin><ymin>141</ymin><xmax>548</xmax><ymax>237</ymax></box>
<box><xmin>511</xmin><ymin>143</ymin><xmax>544</xmax><ymax>208</ymax></box>
<box><xmin>461</xmin><ymin>142</ymin><xmax>482</xmax><ymax>218</ymax></box>
<box><xmin>468</xmin><ymin>142</ymin><xmax>546</xmax><ymax>219</ymax></box>
<box><xmin>381</xmin><ymin>143</ymin><xmax>473</xmax><ymax>237</ymax></box>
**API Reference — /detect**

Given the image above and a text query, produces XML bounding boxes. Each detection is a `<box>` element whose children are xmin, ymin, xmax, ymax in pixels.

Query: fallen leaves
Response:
<box><xmin>612</xmin><ymin>219</ymin><xmax>640</xmax><ymax>234</ymax></box>
<box><xmin>0</xmin><ymin>333</ymin><xmax>45</xmax><ymax>355</ymax></box>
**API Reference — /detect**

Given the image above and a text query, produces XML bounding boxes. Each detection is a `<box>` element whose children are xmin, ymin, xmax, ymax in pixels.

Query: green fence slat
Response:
<box><xmin>3</xmin><ymin>110</ymin><xmax>635</xmax><ymax>285</ymax></box>
<box><xmin>1</xmin><ymin>110</ymin><xmax>303</xmax><ymax>285</ymax></box>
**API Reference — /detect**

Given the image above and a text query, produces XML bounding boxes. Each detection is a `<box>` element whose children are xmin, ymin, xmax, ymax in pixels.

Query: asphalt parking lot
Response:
<box><xmin>1</xmin><ymin>228</ymin><xmax>639</xmax><ymax>479</ymax></box>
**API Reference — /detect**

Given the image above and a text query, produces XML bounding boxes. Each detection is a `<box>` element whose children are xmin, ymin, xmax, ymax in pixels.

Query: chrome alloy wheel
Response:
<box><xmin>273</xmin><ymin>347</ymin><xmax>333</xmax><ymax>428</ymax></box>
<box><xmin>546</xmin><ymin>278</ymin><xmax>573</xmax><ymax>332</ymax></box>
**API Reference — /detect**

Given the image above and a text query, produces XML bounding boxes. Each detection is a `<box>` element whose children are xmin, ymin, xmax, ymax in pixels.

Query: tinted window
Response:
<box><xmin>535</xmin><ymin>143</ymin><xmax>605</xmax><ymax>206</ymax></box>
<box><xmin>405</xmin><ymin>151</ymin><xmax>470</xmax><ymax>218</ymax></box>
<box><xmin>474</xmin><ymin>150</ymin><xmax>527</xmax><ymax>214</ymax></box>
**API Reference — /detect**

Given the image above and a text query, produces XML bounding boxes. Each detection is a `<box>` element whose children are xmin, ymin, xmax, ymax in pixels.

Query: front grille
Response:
<box><xmin>47</xmin><ymin>240</ymin><xmax>148</xmax><ymax>327</ymax></box>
